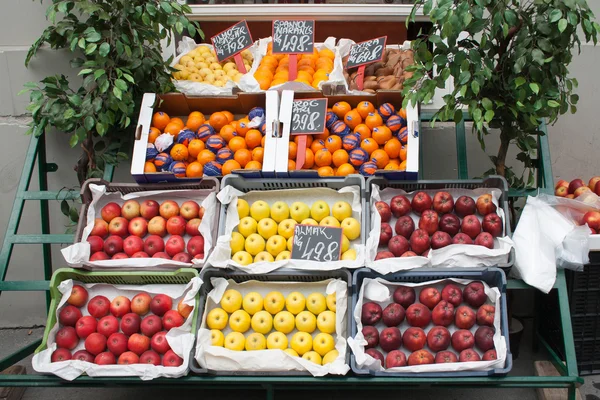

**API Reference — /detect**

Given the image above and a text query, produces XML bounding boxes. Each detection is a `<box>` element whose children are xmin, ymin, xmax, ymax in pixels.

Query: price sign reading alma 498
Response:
<box><xmin>291</xmin><ymin>224</ymin><xmax>343</xmax><ymax>262</ymax></box>
<box><xmin>346</xmin><ymin>36</ymin><xmax>387</xmax><ymax>69</ymax></box>
<box><xmin>211</xmin><ymin>20</ymin><xmax>254</xmax><ymax>62</ymax></box>
<box><xmin>290</xmin><ymin>98</ymin><xmax>327</xmax><ymax>135</ymax></box>
<box><xmin>272</xmin><ymin>20</ymin><xmax>315</xmax><ymax>54</ymax></box>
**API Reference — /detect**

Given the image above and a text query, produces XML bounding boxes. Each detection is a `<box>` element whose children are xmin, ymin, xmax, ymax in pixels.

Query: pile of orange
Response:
<box><xmin>288</xmin><ymin>101</ymin><xmax>409</xmax><ymax>177</ymax></box>
<box><xmin>253</xmin><ymin>43</ymin><xmax>336</xmax><ymax>90</ymax></box>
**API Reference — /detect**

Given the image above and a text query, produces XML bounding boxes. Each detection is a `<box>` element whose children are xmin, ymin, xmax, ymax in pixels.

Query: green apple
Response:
<box><xmin>232</xmin><ymin>251</ymin><xmax>253</xmax><ymax>266</ymax></box>
<box><xmin>290</xmin><ymin>202</ymin><xmax>310</xmax><ymax>222</ymax></box>
<box><xmin>257</xmin><ymin>218</ymin><xmax>278</xmax><ymax>239</ymax></box>
<box><xmin>310</xmin><ymin>201</ymin><xmax>330</xmax><ymax>222</ymax></box>
<box><xmin>270</xmin><ymin>201</ymin><xmax>290</xmax><ymax>223</ymax></box>
<box><xmin>238</xmin><ymin>216</ymin><xmax>258</xmax><ymax>238</ymax></box>
<box><xmin>320</xmin><ymin>216</ymin><xmax>341</xmax><ymax>228</ymax></box>
<box><xmin>237</xmin><ymin>199</ymin><xmax>250</xmax><ymax>218</ymax></box>
<box><xmin>332</xmin><ymin>201</ymin><xmax>352</xmax><ymax>222</ymax></box>
<box><xmin>278</xmin><ymin>219</ymin><xmax>297</xmax><ymax>239</ymax></box>
<box><xmin>230</xmin><ymin>232</ymin><xmax>245</xmax><ymax>254</ymax></box>
<box><xmin>266</xmin><ymin>234</ymin><xmax>287</xmax><ymax>256</ymax></box>
<box><xmin>300</xmin><ymin>218</ymin><xmax>318</xmax><ymax>226</ymax></box>
<box><xmin>245</xmin><ymin>233</ymin><xmax>266</xmax><ymax>256</ymax></box>
<box><xmin>341</xmin><ymin>217</ymin><xmax>361</xmax><ymax>240</ymax></box>
<box><xmin>250</xmin><ymin>200</ymin><xmax>270</xmax><ymax>221</ymax></box>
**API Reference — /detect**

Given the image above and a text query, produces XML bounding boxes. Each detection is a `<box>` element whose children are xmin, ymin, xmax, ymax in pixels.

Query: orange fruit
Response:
<box><xmin>186</xmin><ymin>161</ymin><xmax>204</xmax><ymax>177</ymax></box>
<box><xmin>288</xmin><ymin>142</ymin><xmax>297</xmax><ymax>159</ymax></box>
<box><xmin>332</xmin><ymin>102</ymin><xmax>352</xmax><ymax>119</ymax></box>
<box><xmin>152</xmin><ymin>112</ymin><xmax>170</xmax><ymax>131</ymax></box>
<box><xmin>222</xmin><ymin>159</ymin><xmax>242</xmax><ymax>175</ymax></box>
<box><xmin>371</xmin><ymin>149</ymin><xmax>390</xmax><ymax>169</ymax></box>
<box><xmin>261</xmin><ymin>136</ymin><xmax>266</xmax><ymax>147</ymax></box>
<box><xmin>170</xmin><ymin>144</ymin><xmax>189</xmax><ymax>161</ymax></box>
<box><xmin>252</xmin><ymin>147</ymin><xmax>264</xmax><ymax>163</ymax></box>
<box><xmin>294</xmin><ymin>135</ymin><xmax>313</xmax><ymax>147</ymax></box>
<box><xmin>294</xmin><ymin>78</ymin><xmax>312</xmax><ymax>86</ymax></box>
<box><xmin>354</xmin><ymin>124</ymin><xmax>372</xmax><ymax>141</ymax></box>
<box><xmin>297</xmin><ymin>58</ymin><xmax>315</xmax><ymax>69</ymax></box>
<box><xmin>271</xmin><ymin>78</ymin><xmax>287</xmax><ymax>87</ymax></box>
<box><xmin>356</xmin><ymin>101</ymin><xmax>375</xmax><ymax>119</ymax></box>
<box><xmin>384</xmin><ymin>138</ymin><xmax>402</xmax><ymax>159</ymax></box>
<box><xmin>209</xmin><ymin>112</ymin><xmax>229</xmax><ymax>131</ymax></box>
<box><xmin>317</xmin><ymin>166</ymin><xmax>334</xmax><ymax>176</ymax></box>
<box><xmin>222</xmin><ymin>111</ymin><xmax>235</xmax><ymax>123</ymax></box>
<box><xmin>303</xmin><ymin>148</ymin><xmax>315</xmax><ymax>168</ymax></box>
<box><xmin>189</xmin><ymin>111</ymin><xmax>205</xmax><ymax>120</ymax></box>
<box><xmin>399</xmin><ymin>145</ymin><xmax>408</xmax><ymax>161</ymax></box>
<box><xmin>365</xmin><ymin>112</ymin><xmax>383</xmax><ymax>130</ymax></box>
<box><xmin>197</xmin><ymin>149</ymin><xmax>216</xmax><ymax>165</ymax></box>
<box><xmin>164</xmin><ymin>122</ymin><xmax>182</xmax><ymax>138</ymax></box>
<box><xmin>344</xmin><ymin>109</ymin><xmax>362</xmax><ymax>129</ymax></box>
<box><xmin>220</xmin><ymin>124</ymin><xmax>238</xmax><ymax>143</ymax></box>
<box><xmin>398</xmin><ymin>160</ymin><xmax>407</xmax><ymax>171</ymax></box>
<box><xmin>336</xmin><ymin>163</ymin><xmax>355</xmax><ymax>176</ymax></box>
<box><xmin>310</xmin><ymin>139</ymin><xmax>326</xmax><ymax>153</ymax></box>
<box><xmin>325</xmin><ymin>136</ymin><xmax>342</xmax><ymax>153</ymax></box>
<box><xmin>297</xmin><ymin>71</ymin><xmax>313</xmax><ymax>81</ymax></box>
<box><xmin>384</xmin><ymin>163</ymin><xmax>398</xmax><ymax>171</ymax></box>
<box><xmin>237</xmin><ymin>118</ymin><xmax>251</xmax><ymax>137</ymax></box>
<box><xmin>229</xmin><ymin>136</ymin><xmax>247</xmax><ymax>152</ymax></box>
<box><xmin>170</xmin><ymin>118</ymin><xmax>185</xmax><ymax>128</ymax></box>
<box><xmin>148</xmin><ymin>127</ymin><xmax>161</xmax><ymax>144</ymax></box>
<box><xmin>388</xmin><ymin>158</ymin><xmax>401</xmax><ymax>166</ymax></box>
<box><xmin>187</xmin><ymin>154</ymin><xmax>197</xmax><ymax>164</ymax></box>
<box><xmin>314</xmin><ymin>127</ymin><xmax>330</xmax><ymax>141</ymax></box>
<box><xmin>398</xmin><ymin>108</ymin><xmax>407</xmax><ymax>119</ymax></box>
<box><xmin>314</xmin><ymin>148</ymin><xmax>332</xmax><ymax>167</ymax></box>
<box><xmin>186</xmin><ymin>116</ymin><xmax>204</xmax><ymax>132</ymax></box>
<box><xmin>372</xmin><ymin>126</ymin><xmax>392</xmax><ymax>145</ymax></box>
<box><xmin>318</xmin><ymin>48</ymin><xmax>335</xmax><ymax>61</ymax></box>
<box><xmin>245</xmin><ymin>160</ymin><xmax>262</xmax><ymax>170</ymax></box>
<box><xmin>256</xmin><ymin>76</ymin><xmax>272</xmax><ymax>90</ymax></box>
<box><xmin>360</xmin><ymin>138</ymin><xmax>379</xmax><ymax>155</ymax></box>
<box><xmin>234</xmin><ymin>149</ymin><xmax>252</xmax><ymax>167</ymax></box>
<box><xmin>332</xmin><ymin>149</ymin><xmax>349</xmax><ymax>167</ymax></box>
<box><xmin>288</xmin><ymin>159</ymin><xmax>296</xmax><ymax>171</ymax></box>
<box><xmin>187</xmin><ymin>139</ymin><xmax>206</xmax><ymax>158</ymax></box>
<box><xmin>261</xmin><ymin>55</ymin><xmax>279</xmax><ymax>69</ymax></box>
<box><xmin>245</xmin><ymin>129</ymin><xmax>262</xmax><ymax>149</ymax></box>
<box><xmin>298</xmin><ymin>66</ymin><xmax>316</xmax><ymax>77</ymax></box>
<box><xmin>144</xmin><ymin>161</ymin><xmax>157</xmax><ymax>173</ymax></box>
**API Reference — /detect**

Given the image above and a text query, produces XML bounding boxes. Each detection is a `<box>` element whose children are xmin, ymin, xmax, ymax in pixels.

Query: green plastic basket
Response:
<box><xmin>36</xmin><ymin>268</ymin><xmax>201</xmax><ymax>354</ymax></box>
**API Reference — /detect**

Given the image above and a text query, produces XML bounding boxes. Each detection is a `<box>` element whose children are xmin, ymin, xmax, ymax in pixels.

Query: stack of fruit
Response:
<box><xmin>288</xmin><ymin>101</ymin><xmax>409</xmax><ymax>176</ymax></box>
<box><xmin>50</xmin><ymin>285</ymin><xmax>192</xmax><ymax>366</ymax></box>
<box><xmin>374</xmin><ymin>191</ymin><xmax>503</xmax><ymax>259</ymax></box>
<box><xmin>145</xmin><ymin>108</ymin><xmax>266</xmax><ymax>178</ymax></box>
<box><xmin>253</xmin><ymin>43</ymin><xmax>336</xmax><ymax>90</ymax></box>
<box><xmin>171</xmin><ymin>45</ymin><xmax>253</xmax><ymax>87</ymax></box>
<box><xmin>205</xmin><ymin>288</ymin><xmax>339</xmax><ymax>366</ymax></box>
<box><xmin>230</xmin><ymin>198</ymin><xmax>361</xmax><ymax>265</ymax></box>
<box><xmin>360</xmin><ymin>281</ymin><xmax>498</xmax><ymax>368</ymax></box>
<box><xmin>88</xmin><ymin>199</ymin><xmax>206</xmax><ymax>262</ymax></box>
<box><xmin>555</xmin><ymin>177</ymin><xmax>600</xmax><ymax>234</ymax></box>
<box><xmin>343</xmin><ymin>48</ymin><xmax>415</xmax><ymax>93</ymax></box>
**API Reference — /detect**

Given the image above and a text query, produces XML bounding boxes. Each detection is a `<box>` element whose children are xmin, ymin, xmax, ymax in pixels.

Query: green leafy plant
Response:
<box><xmin>23</xmin><ymin>0</ymin><xmax>201</xmax><ymax>184</ymax></box>
<box><xmin>404</xmin><ymin>0</ymin><xmax>599</xmax><ymax>187</ymax></box>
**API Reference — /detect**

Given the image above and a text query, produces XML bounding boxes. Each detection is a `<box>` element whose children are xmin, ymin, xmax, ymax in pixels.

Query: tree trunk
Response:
<box><xmin>76</xmin><ymin>131</ymin><xmax>95</xmax><ymax>185</ymax></box>
<box><xmin>495</xmin><ymin>131</ymin><xmax>510</xmax><ymax>177</ymax></box>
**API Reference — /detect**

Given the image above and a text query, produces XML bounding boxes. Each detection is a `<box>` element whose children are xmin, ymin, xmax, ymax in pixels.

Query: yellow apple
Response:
<box><xmin>257</xmin><ymin>218</ymin><xmax>278</xmax><ymax>239</ymax></box>
<box><xmin>342</xmin><ymin>249</ymin><xmax>357</xmax><ymax>260</ymax></box>
<box><xmin>287</xmin><ymin>236</ymin><xmax>294</xmax><ymax>251</ymax></box>
<box><xmin>322</xmin><ymin>349</ymin><xmax>339</xmax><ymax>365</ymax></box>
<box><xmin>332</xmin><ymin>201</ymin><xmax>353</xmax><ymax>221</ymax></box>
<box><xmin>254</xmin><ymin>251</ymin><xmax>274</xmax><ymax>263</ymax></box>
<box><xmin>250</xmin><ymin>200</ymin><xmax>270</xmax><ymax>221</ymax></box>
<box><xmin>278</xmin><ymin>219</ymin><xmax>297</xmax><ymax>239</ymax></box>
<box><xmin>245</xmin><ymin>233</ymin><xmax>266</xmax><ymax>256</ymax></box>
<box><xmin>220</xmin><ymin>289</ymin><xmax>243</xmax><ymax>313</ymax></box>
<box><xmin>310</xmin><ymin>201</ymin><xmax>331</xmax><ymax>222</ymax></box>
<box><xmin>317</xmin><ymin>310</ymin><xmax>336</xmax><ymax>334</ymax></box>
<box><xmin>302</xmin><ymin>351</ymin><xmax>322</xmax><ymax>365</ymax></box>
<box><xmin>245</xmin><ymin>332</ymin><xmax>267</xmax><ymax>351</ymax></box>
<box><xmin>266</xmin><ymin>332</ymin><xmax>288</xmax><ymax>350</ymax></box>
<box><xmin>273</xmin><ymin>311</ymin><xmax>295</xmax><ymax>334</ymax></box>
<box><xmin>326</xmin><ymin>293</ymin><xmax>336</xmax><ymax>312</ymax></box>
<box><xmin>237</xmin><ymin>199</ymin><xmax>250</xmax><ymax>218</ymax></box>
<box><xmin>286</xmin><ymin>292</ymin><xmax>306</xmax><ymax>314</ymax></box>
<box><xmin>319</xmin><ymin>216</ymin><xmax>341</xmax><ymax>228</ymax></box>
<box><xmin>210</xmin><ymin>329</ymin><xmax>224</xmax><ymax>347</ymax></box>
<box><xmin>306</xmin><ymin>293</ymin><xmax>327</xmax><ymax>315</ymax></box>
<box><xmin>238</xmin><ymin>216</ymin><xmax>258</xmax><ymax>238</ymax></box>
<box><xmin>266</xmin><ymin>235</ymin><xmax>287</xmax><ymax>256</ymax></box>
<box><xmin>242</xmin><ymin>291</ymin><xmax>264</xmax><ymax>315</ymax></box>
<box><xmin>300</xmin><ymin>218</ymin><xmax>318</xmax><ymax>226</ymax></box>
<box><xmin>275</xmin><ymin>251</ymin><xmax>291</xmax><ymax>261</ymax></box>
<box><xmin>251</xmin><ymin>310</ymin><xmax>273</xmax><ymax>334</ymax></box>
<box><xmin>341</xmin><ymin>217</ymin><xmax>361</xmax><ymax>240</ymax></box>
<box><xmin>224</xmin><ymin>331</ymin><xmax>245</xmax><ymax>351</ymax></box>
<box><xmin>232</xmin><ymin>251</ymin><xmax>253</xmax><ymax>266</ymax></box>
<box><xmin>341</xmin><ymin>235</ymin><xmax>350</xmax><ymax>253</ymax></box>
<box><xmin>206</xmin><ymin>308</ymin><xmax>228</xmax><ymax>330</ymax></box>
<box><xmin>229</xmin><ymin>309</ymin><xmax>251</xmax><ymax>333</ymax></box>
<box><xmin>290</xmin><ymin>202</ymin><xmax>310</xmax><ymax>222</ymax></box>
<box><xmin>313</xmin><ymin>332</ymin><xmax>335</xmax><ymax>356</ymax></box>
<box><xmin>290</xmin><ymin>332</ymin><xmax>313</xmax><ymax>356</ymax></box>
<box><xmin>295</xmin><ymin>310</ymin><xmax>317</xmax><ymax>333</ymax></box>
<box><xmin>270</xmin><ymin>201</ymin><xmax>290</xmax><ymax>223</ymax></box>
<box><xmin>264</xmin><ymin>291</ymin><xmax>285</xmax><ymax>314</ymax></box>
<box><xmin>230</xmin><ymin>232</ymin><xmax>245</xmax><ymax>254</ymax></box>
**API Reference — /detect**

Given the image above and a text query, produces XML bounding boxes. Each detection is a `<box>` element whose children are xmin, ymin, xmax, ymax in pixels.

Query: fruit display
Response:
<box><xmin>145</xmin><ymin>107</ymin><xmax>267</xmax><ymax>178</ymax></box>
<box><xmin>553</xmin><ymin>178</ymin><xmax>600</xmax><ymax>235</ymax></box>
<box><xmin>555</xmin><ymin>177</ymin><xmax>600</xmax><ymax>199</ymax></box>
<box><xmin>352</xmin><ymin>277</ymin><xmax>505</xmax><ymax>372</ymax></box>
<box><xmin>288</xmin><ymin>101</ymin><xmax>409</xmax><ymax>176</ymax></box>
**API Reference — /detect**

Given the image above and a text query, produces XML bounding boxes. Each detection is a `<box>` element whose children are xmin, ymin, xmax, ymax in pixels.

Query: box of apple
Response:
<box><xmin>349</xmin><ymin>271</ymin><xmax>509</xmax><ymax>375</ymax></box>
<box><xmin>194</xmin><ymin>272</ymin><xmax>349</xmax><ymax>375</ymax></box>
<box><xmin>32</xmin><ymin>273</ymin><xmax>202</xmax><ymax>380</ymax></box>
<box><xmin>366</xmin><ymin>182</ymin><xmax>513</xmax><ymax>273</ymax></box>
<box><xmin>62</xmin><ymin>182</ymin><xmax>219</xmax><ymax>269</ymax></box>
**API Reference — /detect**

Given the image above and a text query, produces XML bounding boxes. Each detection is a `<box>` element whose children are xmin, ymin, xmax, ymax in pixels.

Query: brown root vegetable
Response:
<box><xmin>364</xmin><ymin>89</ymin><xmax>376</xmax><ymax>93</ymax></box>
<box><xmin>365</xmin><ymin>76</ymin><xmax>378</xmax><ymax>81</ymax></box>
<box><xmin>365</xmin><ymin>64</ymin><xmax>377</xmax><ymax>77</ymax></box>
<box><xmin>364</xmin><ymin>80</ymin><xmax>380</xmax><ymax>90</ymax></box>
<box><xmin>378</xmin><ymin>76</ymin><xmax>397</xmax><ymax>90</ymax></box>
<box><xmin>375</xmin><ymin>67</ymin><xmax>394</xmax><ymax>77</ymax></box>
<box><xmin>390</xmin><ymin>83</ymin><xmax>402</xmax><ymax>90</ymax></box>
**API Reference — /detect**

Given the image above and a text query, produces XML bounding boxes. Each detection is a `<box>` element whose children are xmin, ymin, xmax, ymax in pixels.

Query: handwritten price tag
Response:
<box><xmin>291</xmin><ymin>225</ymin><xmax>343</xmax><ymax>262</ymax></box>
<box><xmin>346</xmin><ymin>36</ymin><xmax>387</xmax><ymax>69</ymax></box>
<box><xmin>272</xmin><ymin>20</ymin><xmax>315</xmax><ymax>54</ymax></box>
<box><xmin>211</xmin><ymin>20</ymin><xmax>253</xmax><ymax>63</ymax></box>
<box><xmin>290</xmin><ymin>98</ymin><xmax>327</xmax><ymax>135</ymax></box>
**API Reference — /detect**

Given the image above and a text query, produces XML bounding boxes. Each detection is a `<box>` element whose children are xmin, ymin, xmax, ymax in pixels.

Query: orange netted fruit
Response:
<box><xmin>332</xmin><ymin>102</ymin><xmax>351</xmax><ymax>119</ymax></box>
<box><xmin>170</xmin><ymin>144</ymin><xmax>189</xmax><ymax>161</ymax></box>
<box><xmin>332</xmin><ymin>149</ymin><xmax>349</xmax><ymax>167</ymax></box>
<box><xmin>229</xmin><ymin>136</ymin><xmax>247</xmax><ymax>153</ymax></box>
<box><xmin>384</xmin><ymin>138</ymin><xmax>402</xmax><ymax>159</ymax></box>
<box><xmin>152</xmin><ymin>112</ymin><xmax>170</xmax><ymax>131</ymax></box>
<box><xmin>187</xmin><ymin>139</ymin><xmax>205</xmax><ymax>158</ymax></box>
<box><xmin>234</xmin><ymin>149</ymin><xmax>252</xmax><ymax>167</ymax></box>
<box><xmin>222</xmin><ymin>159</ymin><xmax>242</xmax><ymax>175</ymax></box>
<box><xmin>185</xmin><ymin>161</ymin><xmax>204</xmax><ymax>177</ymax></box>
<box><xmin>245</xmin><ymin>129</ymin><xmax>262</xmax><ymax>149</ymax></box>
<box><xmin>371</xmin><ymin>149</ymin><xmax>390</xmax><ymax>169</ymax></box>
<box><xmin>209</xmin><ymin>112</ymin><xmax>229</xmax><ymax>131</ymax></box>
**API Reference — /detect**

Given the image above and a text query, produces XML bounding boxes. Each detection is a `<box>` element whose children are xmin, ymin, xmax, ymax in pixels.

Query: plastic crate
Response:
<box><xmin>350</xmin><ymin>267</ymin><xmax>512</xmax><ymax>377</ymax></box>
<box><xmin>366</xmin><ymin>176</ymin><xmax>514</xmax><ymax>270</ymax></box>
<box><xmin>190</xmin><ymin>267</ymin><xmax>353</xmax><ymax>375</ymax></box>
<box><xmin>35</xmin><ymin>268</ymin><xmax>201</xmax><ymax>354</ymax></box>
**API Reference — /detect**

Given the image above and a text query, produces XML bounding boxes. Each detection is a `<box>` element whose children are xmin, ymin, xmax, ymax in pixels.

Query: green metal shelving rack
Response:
<box><xmin>0</xmin><ymin>118</ymin><xmax>582</xmax><ymax>399</ymax></box>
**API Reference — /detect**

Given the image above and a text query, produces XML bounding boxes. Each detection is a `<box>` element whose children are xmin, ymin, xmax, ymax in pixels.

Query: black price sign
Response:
<box><xmin>211</xmin><ymin>20</ymin><xmax>253</xmax><ymax>62</ymax></box>
<box><xmin>290</xmin><ymin>98</ymin><xmax>327</xmax><ymax>135</ymax></box>
<box><xmin>291</xmin><ymin>225</ymin><xmax>343</xmax><ymax>262</ymax></box>
<box><xmin>272</xmin><ymin>20</ymin><xmax>315</xmax><ymax>54</ymax></box>
<box><xmin>346</xmin><ymin>36</ymin><xmax>387</xmax><ymax>69</ymax></box>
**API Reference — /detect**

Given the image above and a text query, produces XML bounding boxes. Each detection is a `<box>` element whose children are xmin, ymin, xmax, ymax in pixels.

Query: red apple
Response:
<box><xmin>401</xmin><ymin>251</ymin><xmax>417</xmax><ymax>257</ymax></box>
<box><xmin>431</xmin><ymin>300</ymin><xmax>454</xmax><ymax>326</ymax></box>
<box><xmin>107</xmin><ymin>332</ymin><xmax>128</xmax><ymax>357</ymax></box>
<box><xmin>128</xmin><ymin>333</ymin><xmax>151</xmax><ymax>356</ymax></box>
<box><xmin>411</xmin><ymin>192</ymin><xmax>432</xmax><ymax>215</ymax></box>
<box><xmin>110</xmin><ymin>296</ymin><xmax>131</xmax><ymax>318</ymax></box>
<box><xmin>475</xmin><ymin>326</ymin><xmax>495</xmax><ymax>351</ymax></box>
<box><xmin>459</xmin><ymin>348</ymin><xmax>481</xmax><ymax>362</ymax></box>
<box><xmin>433</xmin><ymin>192</ymin><xmax>454</xmax><ymax>214</ymax></box>
<box><xmin>405</xmin><ymin>303</ymin><xmax>431</xmax><ymax>328</ymax></box>
<box><xmin>568</xmin><ymin>178</ymin><xmax>585</xmax><ymax>194</ymax></box>
<box><xmin>108</xmin><ymin>217</ymin><xmax>129</xmax><ymax>237</ymax></box>
<box><xmin>85</xmin><ymin>332</ymin><xmax>107</xmax><ymax>355</ymax></box>
<box><xmin>199</xmin><ymin>206</ymin><xmax>205</xmax><ymax>219</ymax></box>
<box><xmin>67</xmin><ymin>285</ymin><xmax>88</xmax><ymax>307</ymax></box>
<box><xmin>382</xmin><ymin>303</ymin><xmax>405</xmax><ymax>327</ymax></box>
<box><xmin>72</xmin><ymin>350</ymin><xmax>94</xmax><ymax>362</ymax></box>
<box><xmin>482</xmin><ymin>349</ymin><xmax>497</xmax><ymax>361</ymax></box>
<box><xmin>453</xmin><ymin>233</ymin><xmax>474</xmax><ymax>245</ymax></box>
<box><xmin>461</xmin><ymin>215</ymin><xmax>481</xmax><ymax>240</ymax></box>
<box><xmin>455</xmin><ymin>305</ymin><xmax>476</xmax><ymax>329</ymax></box>
<box><xmin>407</xmin><ymin>350</ymin><xmax>434</xmax><ymax>366</ymax></box>
<box><xmin>59</xmin><ymin>305</ymin><xmax>82</xmax><ymax>327</ymax></box>
<box><xmin>555</xmin><ymin>179</ymin><xmax>569</xmax><ymax>190</ymax></box>
<box><xmin>464</xmin><ymin>282</ymin><xmax>487</xmax><ymax>307</ymax></box>
<box><xmin>101</xmin><ymin>202</ymin><xmax>121</xmax><ymax>223</ymax></box>
<box><xmin>186</xmin><ymin>218</ymin><xmax>202</xmax><ymax>237</ymax></box>
<box><xmin>51</xmin><ymin>348</ymin><xmax>72</xmax><ymax>362</ymax></box>
<box><xmin>128</xmin><ymin>217</ymin><xmax>148</xmax><ymax>238</ymax></box>
<box><xmin>121</xmin><ymin>313</ymin><xmax>142</xmax><ymax>336</ymax></box>
<box><xmin>121</xmin><ymin>200</ymin><xmax>140</xmax><ymax>220</ymax></box>
<box><xmin>476</xmin><ymin>194</ymin><xmax>497</xmax><ymax>216</ymax></box>
<box><xmin>144</xmin><ymin>235</ymin><xmax>165</xmax><ymax>256</ymax></box>
<box><xmin>589</xmin><ymin>177</ymin><xmax>600</xmax><ymax>191</ymax></box>
<box><xmin>361</xmin><ymin>302</ymin><xmax>383</xmax><ymax>325</ymax></box>
<box><xmin>141</xmin><ymin>315</ymin><xmax>163</xmax><ymax>338</ymax></box>
<box><xmin>419</xmin><ymin>287</ymin><xmax>441</xmax><ymax>309</ymax></box>
<box><xmin>431</xmin><ymin>231</ymin><xmax>452</xmax><ymax>249</ymax></box>
<box><xmin>140</xmin><ymin>199</ymin><xmax>160</xmax><ymax>220</ymax></box>
<box><xmin>388</xmin><ymin>235</ymin><xmax>410</xmax><ymax>257</ymax></box>
<box><xmin>379</xmin><ymin>223</ymin><xmax>393</xmax><ymax>246</ymax></box>
<box><xmin>87</xmin><ymin>295</ymin><xmax>110</xmax><ymax>318</ymax></box>
<box><xmin>477</xmin><ymin>304</ymin><xmax>495</xmax><ymax>326</ymax></box>
<box><xmin>75</xmin><ymin>316</ymin><xmax>97</xmax><ymax>339</ymax></box>
<box><xmin>390</xmin><ymin>195</ymin><xmax>411</xmax><ymax>217</ymax></box>
<box><xmin>117</xmin><ymin>351</ymin><xmax>140</xmax><ymax>365</ymax></box>
<box><xmin>150</xmin><ymin>294</ymin><xmax>173</xmax><ymax>317</ymax></box>
<box><xmin>426</xmin><ymin>326</ymin><xmax>451</xmax><ymax>352</ymax></box>
<box><xmin>595</xmin><ymin>181</ymin><xmax>600</xmax><ymax>196</ymax></box>
<box><xmin>162</xmin><ymin>350</ymin><xmax>183</xmax><ymax>367</ymax></box>
<box><xmin>482</xmin><ymin>213</ymin><xmax>503</xmax><ymax>237</ymax></box>
<box><xmin>375</xmin><ymin>201</ymin><xmax>392</xmax><ymax>222</ymax></box>
<box><xmin>362</xmin><ymin>326</ymin><xmax>379</xmax><ymax>349</ymax></box>
<box><xmin>454</xmin><ymin>196</ymin><xmax>476</xmax><ymax>217</ymax></box>
<box><xmin>439</xmin><ymin>214</ymin><xmax>460</xmax><ymax>236</ymax></box>
<box><xmin>148</xmin><ymin>216</ymin><xmax>167</xmax><ymax>237</ymax></box>
<box><xmin>163</xmin><ymin>309</ymin><xmax>185</xmax><ymax>330</ymax></box>
<box><xmin>393</xmin><ymin>286</ymin><xmax>416</xmax><ymax>308</ymax></box>
<box><xmin>87</xmin><ymin>236</ymin><xmax>104</xmax><ymax>254</ymax></box>
<box><xmin>394</xmin><ymin>216</ymin><xmax>415</xmax><ymax>241</ymax></box>
<box><xmin>380</xmin><ymin>327</ymin><xmax>402</xmax><ymax>352</ymax></box>
<box><xmin>140</xmin><ymin>350</ymin><xmax>162</xmax><ymax>366</ymax></box>
<box><xmin>180</xmin><ymin>200</ymin><xmax>200</xmax><ymax>220</ymax></box>
<box><xmin>451</xmin><ymin>329</ymin><xmax>475</xmax><ymax>352</ymax></box>
<box><xmin>555</xmin><ymin>186</ymin><xmax>568</xmax><ymax>197</ymax></box>
<box><xmin>55</xmin><ymin>326</ymin><xmax>78</xmax><ymax>350</ymax></box>
<box><xmin>375</xmin><ymin>251</ymin><xmax>394</xmax><ymax>260</ymax></box>
<box><xmin>132</xmin><ymin>251</ymin><xmax>149</xmax><ymax>258</ymax></box>
<box><xmin>166</xmin><ymin>216</ymin><xmax>187</xmax><ymax>236</ymax></box>
<box><xmin>418</xmin><ymin>209</ymin><xmax>439</xmax><ymax>235</ymax></box>
<box><xmin>566</xmin><ymin>194</ymin><xmax>575</xmax><ymax>199</ymax></box>
<box><xmin>95</xmin><ymin>351</ymin><xmax>116</xmax><ymax>365</ymax></box>
<box><xmin>365</xmin><ymin>348</ymin><xmax>384</xmax><ymax>367</ymax></box>
<box><xmin>97</xmin><ymin>315</ymin><xmax>119</xmax><ymax>337</ymax></box>
<box><xmin>90</xmin><ymin>219</ymin><xmax>109</xmax><ymax>239</ymax></box>
<box><xmin>112</xmin><ymin>252</ymin><xmax>128</xmax><ymax>260</ymax></box>
<box><xmin>435</xmin><ymin>351</ymin><xmax>458</xmax><ymax>363</ymax></box>
<box><xmin>159</xmin><ymin>200</ymin><xmax>180</xmax><ymax>219</ymax></box>
<box><xmin>409</xmin><ymin>229</ymin><xmax>431</xmax><ymax>255</ymax></box>
<box><xmin>385</xmin><ymin>350</ymin><xmax>407</xmax><ymax>368</ymax></box>
<box><xmin>103</xmin><ymin>235</ymin><xmax>124</xmax><ymax>256</ymax></box>
<box><xmin>151</xmin><ymin>331</ymin><xmax>171</xmax><ymax>354</ymax></box>
<box><xmin>177</xmin><ymin>300</ymin><xmax>193</xmax><ymax>319</ymax></box>
<box><xmin>90</xmin><ymin>252</ymin><xmax>110</xmax><ymax>261</ymax></box>
<box><xmin>582</xmin><ymin>211</ymin><xmax>600</xmax><ymax>231</ymax></box>
<box><xmin>123</xmin><ymin>235</ymin><xmax>144</xmax><ymax>257</ymax></box>
<box><xmin>131</xmin><ymin>292</ymin><xmax>152</xmax><ymax>315</ymax></box>
<box><xmin>165</xmin><ymin>235</ymin><xmax>185</xmax><ymax>257</ymax></box>
<box><xmin>186</xmin><ymin>236</ymin><xmax>205</xmax><ymax>258</ymax></box>
<box><xmin>441</xmin><ymin>284</ymin><xmax>463</xmax><ymax>307</ymax></box>
<box><xmin>153</xmin><ymin>252</ymin><xmax>170</xmax><ymax>259</ymax></box>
